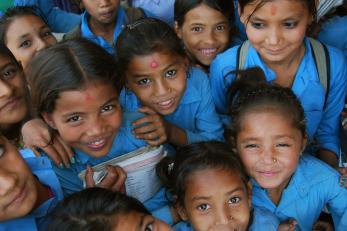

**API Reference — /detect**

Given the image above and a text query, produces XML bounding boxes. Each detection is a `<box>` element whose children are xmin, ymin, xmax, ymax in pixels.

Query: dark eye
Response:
<box><xmin>101</xmin><ymin>105</ymin><xmax>114</xmax><ymax>113</ymax></box>
<box><xmin>0</xmin><ymin>144</ymin><xmax>4</xmax><ymax>157</ymax></box>
<box><xmin>276</xmin><ymin>143</ymin><xmax>290</xmax><ymax>147</ymax></box>
<box><xmin>42</xmin><ymin>30</ymin><xmax>53</xmax><ymax>37</ymax></box>
<box><xmin>197</xmin><ymin>203</ymin><xmax>210</xmax><ymax>211</ymax></box>
<box><xmin>19</xmin><ymin>40</ymin><xmax>32</xmax><ymax>48</ymax></box>
<box><xmin>165</xmin><ymin>69</ymin><xmax>177</xmax><ymax>78</ymax></box>
<box><xmin>216</xmin><ymin>24</ymin><xmax>226</xmax><ymax>31</ymax></box>
<box><xmin>191</xmin><ymin>26</ymin><xmax>203</xmax><ymax>33</ymax></box>
<box><xmin>137</xmin><ymin>78</ymin><xmax>151</xmax><ymax>86</ymax></box>
<box><xmin>144</xmin><ymin>223</ymin><xmax>153</xmax><ymax>231</ymax></box>
<box><xmin>2</xmin><ymin>67</ymin><xmax>17</xmax><ymax>80</ymax></box>
<box><xmin>251</xmin><ymin>22</ymin><xmax>265</xmax><ymax>29</ymax></box>
<box><xmin>245</xmin><ymin>144</ymin><xmax>258</xmax><ymax>149</ymax></box>
<box><xmin>283</xmin><ymin>21</ymin><xmax>298</xmax><ymax>29</ymax></box>
<box><xmin>228</xmin><ymin>197</ymin><xmax>241</xmax><ymax>204</ymax></box>
<box><xmin>67</xmin><ymin>115</ymin><xmax>81</xmax><ymax>123</ymax></box>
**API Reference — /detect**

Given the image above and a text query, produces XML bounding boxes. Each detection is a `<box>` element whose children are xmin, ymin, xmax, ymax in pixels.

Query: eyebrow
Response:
<box><xmin>250</xmin><ymin>13</ymin><xmax>303</xmax><ymax>22</ymax></box>
<box><xmin>0</xmin><ymin>63</ymin><xmax>16</xmax><ymax>72</ymax></box>
<box><xmin>17</xmin><ymin>25</ymin><xmax>49</xmax><ymax>40</ymax></box>
<box><xmin>136</xmin><ymin>214</ymin><xmax>145</xmax><ymax>231</ymax></box>
<box><xmin>192</xmin><ymin>187</ymin><xmax>244</xmax><ymax>201</ymax></box>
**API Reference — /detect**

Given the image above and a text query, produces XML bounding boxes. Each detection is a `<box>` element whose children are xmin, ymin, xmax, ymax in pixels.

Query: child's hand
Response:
<box><xmin>313</xmin><ymin>220</ymin><xmax>334</xmax><ymax>231</ymax></box>
<box><xmin>337</xmin><ymin>167</ymin><xmax>347</xmax><ymax>188</ymax></box>
<box><xmin>85</xmin><ymin>165</ymin><xmax>126</xmax><ymax>193</ymax></box>
<box><xmin>22</xmin><ymin>118</ymin><xmax>75</xmax><ymax>168</ymax></box>
<box><xmin>132</xmin><ymin>106</ymin><xmax>170</xmax><ymax>146</ymax></box>
<box><xmin>278</xmin><ymin>219</ymin><xmax>297</xmax><ymax>231</ymax></box>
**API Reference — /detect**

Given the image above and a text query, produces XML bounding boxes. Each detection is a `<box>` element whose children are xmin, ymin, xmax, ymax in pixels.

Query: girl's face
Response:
<box><xmin>0</xmin><ymin>136</ymin><xmax>38</xmax><ymax>221</ymax></box>
<box><xmin>82</xmin><ymin>0</ymin><xmax>120</xmax><ymax>25</ymax></box>
<box><xmin>0</xmin><ymin>54</ymin><xmax>28</xmax><ymax>128</ymax></box>
<box><xmin>126</xmin><ymin>52</ymin><xmax>188</xmax><ymax>116</ymax></box>
<box><xmin>236</xmin><ymin>109</ymin><xmax>306</xmax><ymax>192</ymax></box>
<box><xmin>239</xmin><ymin>0</ymin><xmax>311</xmax><ymax>65</ymax></box>
<box><xmin>113</xmin><ymin>211</ymin><xmax>172</xmax><ymax>231</ymax></box>
<box><xmin>175</xmin><ymin>3</ymin><xmax>230</xmax><ymax>67</ymax></box>
<box><xmin>43</xmin><ymin>83</ymin><xmax>122</xmax><ymax>158</ymax></box>
<box><xmin>5</xmin><ymin>14</ymin><xmax>57</xmax><ymax>69</ymax></box>
<box><xmin>178</xmin><ymin>168</ymin><xmax>251</xmax><ymax>231</ymax></box>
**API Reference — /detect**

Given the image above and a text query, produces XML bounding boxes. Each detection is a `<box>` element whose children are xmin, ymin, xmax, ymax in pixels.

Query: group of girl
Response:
<box><xmin>0</xmin><ymin>0</ymin><xmax>346</xmax><ymax>230</ymax></box>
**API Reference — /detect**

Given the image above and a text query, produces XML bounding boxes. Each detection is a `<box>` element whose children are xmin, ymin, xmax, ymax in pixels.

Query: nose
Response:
<box><xmin>86</xmin><ymin>117</ymin><xmax>105</xmax><ymax>137</ymax></box>
<box><xmin>0</xmin><ymin>168</ymin><xmax>17</xmax><ymax>197</ymax></box>
<box><xmin>0</xmin><ymin>80</ymin><xmax>13</xmax><ymax>99</ymax></box>
<box><xmin>262</xmin><ymin>146</ymin><xmax>277</xmax><ymax>164</ymax></box>
<box><xmin>215</xmin><ymin>205</ymin><xmax>230</xmax><ymax>225</ymax></box>
<box><xmin>204</xmin><ymin>30</ymin><xmax>216</xmax><ymax>45</ymax></box>
<box><xmin>154</xmin><ymin>79</ymin><xmax>170</xmax><ymax>97</ymax></box>
<box><xmin>99</xmin><ymin>0</ymin><xmax>110</xmax><ymax>7</ymax></box>
<box><xmin>35</xmin><ymin>37</ymin><xmax>51</xmax><ymax>52</ymax></box>
<box><xmin>265</xmin><ymin>27</ymin><xmax>281</xmax><ymax>46</ymax></box>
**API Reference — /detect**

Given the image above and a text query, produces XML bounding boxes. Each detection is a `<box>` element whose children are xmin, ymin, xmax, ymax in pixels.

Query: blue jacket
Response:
<box><xmin>120</xmin><ymin>67</ymin><xmax>224</xmax><ymax>144</ymax></box>
<box><xmin>252</xmin><ymin>155</ymin><xmax>347</xmax><ymax>231</ymax></box>
<box><xmin>14</xmin><ymin>0</ymin><xmax>81</xmax><ymax>33</ymax></box>
<box><xmin>48</xmin><ymin>125</ymin><xmax>146</xmax><ymax>196</ymax></box>
<box><xmin>210</xmin><ymin>37</ymin><xmax>347</xmax><ymax>155</ymax></box>
<box><xmin>173</xmin><ymin>206</ymin><xmax>280</xmax><ymax>231</ymax></box>
<box><xmin>0</xmin><ymin>151</ymin><xmax>64</xmax><ymax>231</ymax></box>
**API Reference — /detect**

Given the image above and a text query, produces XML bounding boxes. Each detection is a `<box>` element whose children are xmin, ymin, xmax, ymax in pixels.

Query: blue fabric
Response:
<box><xmin>120</xmin><ymin>67</ymin><xmax>224</xmax><ymax>144</ymax></box>
<box><xmin>152</xmin><ymin>204</ymin><xmax>174</xmax><ymax>226</ymax></box>
<box><xmin>14</xmin><ymin>0</ymin><xmax>81</xmax><ymax>33</ymax></box>
<box><xmin>0</xmin><ymin>151</ymin><xmax>63</xmax><ymax>231</ymax></box>
<box><xmin>131</xmin><ymin>0</ymin><xmax>174</xmax><ymax>25</ymax></box>
<box><xmin>80</xmin><ymin>6</ymin><xmax>127</xmax><ymax>54</ymax></box>
<box><xmin>252</xmin><ymin>155</ymin><xmax>347</xmax><ymax>231</ymax></box>
<box><xmin>210</xmin><ymin>37</ymin><xmax>347</xmax><ymax>155</ymax></box>
<box><xmin>318</xmin><ymin>16</ymin><xmax>347</xmax><ymax>60</ymax></box>
<box><xmin>173</xmin><ymin>206</ymin><xmax>279</xmax><ymax>231</ymax></box>
<box><xmin>47</xmin><ymin>125</ymin><xmax>146</xmax><ymax>196</ymax></box>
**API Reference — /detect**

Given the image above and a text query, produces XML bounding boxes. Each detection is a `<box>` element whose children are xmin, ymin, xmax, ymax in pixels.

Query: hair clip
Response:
<box><xmin>168</xmin><ymin>162</ymin><xmax>174</xmax><ymax>174</ymax></box>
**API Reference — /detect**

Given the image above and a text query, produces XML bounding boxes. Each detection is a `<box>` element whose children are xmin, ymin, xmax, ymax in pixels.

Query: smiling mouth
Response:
<box><xmin>86</xmin><ymin>138</ymin><xmax>108</xmax><ymax>150</ymax></box>
<box><xmin>199</xmin><ymin>48</ymin><xmax>218</xmax><ymax>57</ymax></box>
<box><xmin>8</xmin><ymin>184</ymin><xmax>27</xmax><ymax>208</ymax></box>
<box><xmin>156</xmin><ymin>98</ymin><xmax>175</xmax><ymax>110</ymax></box>
<box><xmin>0</xmin><ymin>96</ymin><xmax>21</xmax><ymax>111</ymax></box>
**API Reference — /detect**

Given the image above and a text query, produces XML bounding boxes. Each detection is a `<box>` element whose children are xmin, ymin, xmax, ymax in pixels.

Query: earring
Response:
<box><xmin>273</xmin><ymin>157</ymin><xmax>278</xmax><ymax>163</ymax></box>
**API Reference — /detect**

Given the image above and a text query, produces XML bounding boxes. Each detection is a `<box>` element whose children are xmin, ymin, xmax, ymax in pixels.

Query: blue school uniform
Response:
<box><xmin>47</xmin><ymin>125</ymin><xmax>146</xmax><ymax>196</ymax></box>
<box><xmin>0</xmin><ymin>150</ymin><xmax>63</xmax><ymax>231</ymax></box>
<box><xmin>173</xmin><ymin>206</ymin><xmax>280</xmax><ymax>231</ymax></box>
<box><xmin>210</xmin><ymin>37</ymin><xmax>347</xmax><ymax>155</ymax></box>
<box><xmin>252</xmin><ymin>155</ymin><xmax>347</xmax><ymax>231</ymax></box>
<box><xmin>120</xmin><ymin>67</ymin><xmax>224</xmax><ymax>144</ymax></box>
<box><xmin>80</xmin><ymin>6</ymin><xmax>128</xmax><ymax>54</ymax></box>
<box><xmin>131</xmin><ymin>0</ymin><xmax>174</xmax><ymax>25</ymax></box>
<box><xmin>318</xmin><ymin>16</ymin><xmax>347</xmax><ymax>60</ymax></box>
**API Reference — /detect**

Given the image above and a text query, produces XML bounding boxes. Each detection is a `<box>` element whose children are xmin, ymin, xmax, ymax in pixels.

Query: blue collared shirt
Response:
<box><xmin>131</xmin><ymin>0</ymin><xmax>174</xmax><ymax>25</ymax></box>
<box><xmin>48</xmin><ymin>126</ymin><xmax>146</xmax><ymax>196</ymax></box>
<box><xmin>173</xmin><ymin>206</ymin><xmax>279</xmax><ymax>231</ymax></box>
<box><xmin>252</xmin><ymin>155</ymin><xmax>347</xmax><ymax>231</ymax></box>
<box><xmin>0</xmin><ymin>151</ymin><xmax>64</xmax><ymax>231</ymax></box>
<box><xmin>120</xmin><ymin>67</ymin><xmax>224</xmax><ymax>144</ymax></box>
<box><xmin>210</xmin><ymin>37</ymin><xmax>347</xmax><ymax>155</ymax></box>
<box><xmin>80</xmin><ymin>6</ymin><xmax>127</xmax><ymax>54</ymax></box>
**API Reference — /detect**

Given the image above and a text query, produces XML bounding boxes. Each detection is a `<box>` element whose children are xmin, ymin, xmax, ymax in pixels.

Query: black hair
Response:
<box><xmin>0</xmin><ymin>42</ymin><xmax>21</xmax><ymax>68</ymax></box>
<box><xmin>115</xmin><ymin>17</ymin><xmax>186</xmax><ymax>81</ymax></box>
<box><xmin>47</xmin><ymin>188</ymin><xmax>150</xmax><ymax>231</ymax></box>
<box><xmin>225</xmin><ymin>67</ymin><xmax>306</xmax><ymax>147</ymax></box>
<box><xmin>27</xmin><ymin>38</ymin><xmax>122</xmax><ymax>115</ymax></box>
<box><xmin>157</xmin><ymin>141</ymin><xmax>249</xmax><ymax>206</ymax></box>
<box><xmin>174</xmin><ymin>0</ymin><xmax>236</xmax><ymax>35</ymax></box>
<box><xmin>0</xmin><ymin>6</ymin><xmax>49</xmax><ymax>44</ymax></box>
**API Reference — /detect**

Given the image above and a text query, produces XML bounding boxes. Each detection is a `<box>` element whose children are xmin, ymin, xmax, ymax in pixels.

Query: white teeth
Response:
<box><xmin>200</xmin><ymin>48</ymin><xmax>217</xmax><ymax>56</ymax></box>
<box><xmin>158</xmin><ymin>99</ymin><xmax>172</xmax><ymax>106</ymax></box>
<box><xmin>89</xmin><ymin>139</ymin><xmax>104</xmax><ymax>145</ymax></box>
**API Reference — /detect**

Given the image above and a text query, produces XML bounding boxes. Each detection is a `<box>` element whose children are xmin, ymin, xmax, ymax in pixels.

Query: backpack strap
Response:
<box><xmin>237</xmin><ymin>40</ymin><xmax>251</xmax><ymax>72</ymax></box>
<box><xmin>308</xmin><ymin>37</ymin><xmax>330</xmax><ymax>110</ymax></box>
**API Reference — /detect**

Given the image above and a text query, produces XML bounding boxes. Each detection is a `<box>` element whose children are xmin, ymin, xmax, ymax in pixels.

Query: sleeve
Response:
<box><xmin>315</xmin><ymin>47</ymin><xmax>347</xmax><ymax>155</ymax></box>
<box><xmin>186</xmin><ymin>71</ymin><xmax>225</xmax><ymax>144</ymax></box>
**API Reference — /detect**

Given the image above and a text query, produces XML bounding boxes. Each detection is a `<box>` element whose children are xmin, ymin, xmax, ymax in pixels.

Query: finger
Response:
<box><xmin>55</xmin><ymin>134</ymin><xmax>76</xmax><ymax>164</ymax></box>
<box><xmin>31</xmin><ymin>147</ymin><xmax>42</xmax><ymax>157</ymax></box>
<box><xmin>133</xmin><ymin>123</ymin><xmax>158</xmax><ymax>135</ymax></box>
<box><xmin>98</xmin><ymin>165</ymin><xmax>120</xmax><ymax>189</ymax></box>
<box><xmin>146</xmin><ymin>135</ymin><xmax>167</xmax><ymax>146</ymax></box>
<box><xmin>41</xmin><ymin>144</ymin><xmax>64</xmax><ymax>167</ymax></box>
<box><xmin>138</xmin><ymin>106</ymin><xmax>156</xmax><ymax>115</ymax></box>
<box><xmin>132</xmin><ymin>114</ymin><xmax>159</xmax><ymax>127</ymax></box>
<box><xmin>49</xmin><ymin>136</ymin><xmax>71</xmax><ymax>167</ymax></box>
<box><xmin>111</xmin><ymin>166</ymin><xmax>127</xmax><ymax>192</ymax></box>
<box><xmin>85</xmin><ymin>166</ymin><xmax>96</xmax><ymax>188</ymax></box>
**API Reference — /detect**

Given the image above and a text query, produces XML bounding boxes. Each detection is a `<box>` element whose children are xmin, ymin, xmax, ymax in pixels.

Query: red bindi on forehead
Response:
<box><xmin>150</xmin><ymin>57</ymin><xmax>159</xmax><ymax>68</ymax></box>
<box><xmin>270</xmin><ymin>5</ymin><xmax>277</xmax><ymax>16</ymax></box>
<box><xmin>84</xmin><ymin>92</ymin><xmax>94</xmax><ymax>102</ymax></box>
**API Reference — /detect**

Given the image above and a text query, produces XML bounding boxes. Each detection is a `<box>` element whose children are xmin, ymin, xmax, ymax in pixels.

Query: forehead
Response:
<box><xmin>5</xmin><ymin>14</ymin><xmax>46</xmax><ymax>39</ymax></box>
<box><xmin>183</xmin><ymin>3</ymin><xmax>227</xmax><ymax>24</ymax></box>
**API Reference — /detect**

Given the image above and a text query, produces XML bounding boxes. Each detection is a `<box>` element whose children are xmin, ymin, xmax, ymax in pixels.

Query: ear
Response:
<box><xmin>176</xmin><ymin>202</ymin><xmax>189</xmax><ymax>221</ymax></box>
<box><xmin>42</xmin><ymin>112</ymin><xmax>57</xmax><ymax>130</ymax></box>
<box><xmin>301</xmin><ymin>133</ymin><xmax>308</xmax><ymax>153</ymax></box>
<box><xmin>246</xmin><ymin>181</ymin><xmax>253</xmax><ymax>208</ymax></box>
<box><xmin>174</xmin><ymin>21</ymin><xmax>183</xmax><ymax>39</ymax></box>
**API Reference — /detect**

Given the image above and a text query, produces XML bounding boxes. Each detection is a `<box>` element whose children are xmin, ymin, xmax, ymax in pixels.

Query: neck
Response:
<box><xmin>89</xmin><ymin>16</ymin><xmax>116</xmax><ymax>43</ymax></box>
<box><xmin>34</xmin><ymin>177</ymin><xmax>52</xmax><ymax>210</ymax></box>
<box><xmin>266</xmin><ymin>177</ymin><xmax>291</xmax><ymax>206</ymax></box>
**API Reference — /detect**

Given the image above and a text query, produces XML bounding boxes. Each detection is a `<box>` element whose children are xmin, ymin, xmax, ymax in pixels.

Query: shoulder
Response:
<box><xmin>188</xmin><ymin>67</ymin><xmax>209</xmax><ymax>85</ymax></box>
<box><xmin>249</xmin><ymin>206</ymin><xmax>280</xmax><ymax>231</ymax></box>
<box><xmin>173</xmin><ymin>222</ymin><xmax>193</xmax><ymax>231</ymax></box>
<box><xmin>211</xmin><ymin>45</ymin><xmax>240</xmax><ymax>70</ymax></box>
<box><xmin>63</xmin><ymin>24</ymin><xmax>81</xmax><ymax>40</ymax></box>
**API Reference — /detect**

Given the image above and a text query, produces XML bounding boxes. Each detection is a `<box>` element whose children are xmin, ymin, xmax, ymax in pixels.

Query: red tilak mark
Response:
<box><xmin>85</xmin><ymin>93</ymin><xmax>93</xmax><ymax>102</ymax></box>
<box><xmin>270</xmin><ymin>5</ymin><xmax>277</xmax><ymax>16</ymax></box>
<box><xmin>150</xmin><ymin>59</ymin><xmax>159</xmax><ymax>68</ymax></box>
